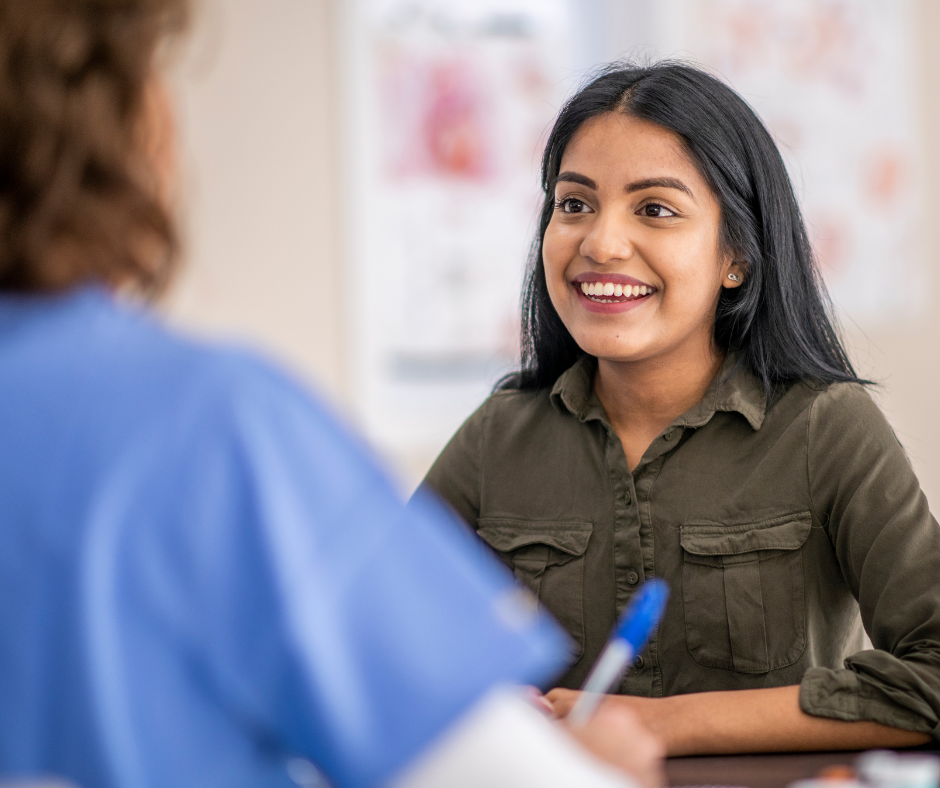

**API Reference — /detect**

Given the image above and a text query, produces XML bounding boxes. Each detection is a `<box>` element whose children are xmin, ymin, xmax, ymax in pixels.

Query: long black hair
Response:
<box><xmin>511</xmin><ymin>61</ymin><xmax>864</xmax><ymax>397</ymax></box>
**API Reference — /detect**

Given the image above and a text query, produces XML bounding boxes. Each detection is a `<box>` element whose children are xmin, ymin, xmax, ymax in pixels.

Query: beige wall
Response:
<box><xmin>841</xmin><ymin>0</ymin><xmax>940</xmax><ymax>509</ymax></box>
<box><xmin>165</xmin><ymin>0</ymin><xmax>345</xmax><ymax>400</ymax></box>
<box><xmin>164</xmin><ymin>0</ymin><xmax>940</xmax><ymax>506</ymax></box>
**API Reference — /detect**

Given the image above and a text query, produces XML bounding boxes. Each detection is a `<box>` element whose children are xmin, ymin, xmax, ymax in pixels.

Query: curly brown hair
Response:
<box><xmin>0</xmin><ymin>0</ymin><xmax>189</xmax><ymax>295</ymax></box>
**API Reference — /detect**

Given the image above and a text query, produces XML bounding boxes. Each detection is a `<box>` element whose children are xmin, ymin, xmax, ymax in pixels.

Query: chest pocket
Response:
<box><xmin>477</xmin><ymin>518</ymin><xmax>592</xmax><ymax>660</ymax></box>
<box><xmin>680</xmin><ymin>512</ymin><xmax>811</xmax><ymax>673</ymax></box>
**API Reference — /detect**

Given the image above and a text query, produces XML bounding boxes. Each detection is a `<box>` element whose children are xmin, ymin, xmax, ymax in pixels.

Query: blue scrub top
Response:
<box><xmin>0</xmin><ymin>288</ymin><xmax>567</xmax><ymax>788</ymax></box>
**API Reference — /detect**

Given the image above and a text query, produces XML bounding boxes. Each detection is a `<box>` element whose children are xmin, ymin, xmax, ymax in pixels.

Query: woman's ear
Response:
<box><xmin>722</xmin><ymin>262</ymin><xmax>745</xmax><ymax>289</ymax></box>
<box><xmin>137</xmin><ymin>75</ymin><xmax>178</xmax><ymax>211</ymax></box>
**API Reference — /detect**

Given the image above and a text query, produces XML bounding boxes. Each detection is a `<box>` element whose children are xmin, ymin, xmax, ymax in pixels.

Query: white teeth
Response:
<box><xmin>581</xmin><ymin>281</ymin><xmax>653</xmax><ymax>300</ymax></box>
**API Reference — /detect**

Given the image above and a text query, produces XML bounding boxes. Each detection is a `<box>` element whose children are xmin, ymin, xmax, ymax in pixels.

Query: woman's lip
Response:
<box><xmin>574</xmin><ymin>282</ymin><xmax>655</xmax><ymax>314</ymax></box>
<box><xmin>572</xmin><ymin>272</ymin><xmax>654</xmax><ymax>289</ymax></box>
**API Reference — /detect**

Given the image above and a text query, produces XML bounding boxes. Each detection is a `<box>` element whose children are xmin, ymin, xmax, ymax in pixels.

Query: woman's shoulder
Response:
<box><xmin>431</xmin><ymin>382</ymin><xmax>579</xmax><ymax>472</ymax></box>
<box><xmin>79</xmin><ymin>292</ymin><xmax>356</xmax><ymax>462</ymax></box>
<box><xmin>788</xmin><ymin>379</ymin><xmax>885</xmax><ymax>423</ymax></box>
<box><xmin>487</xmin><ymin>383</ymin><xmax>556</xmax><ymax>409</ymax></box>
<box><xmin>779</xmin><ymin>379</ymin><xmax>898</xmax><ymax>454</ymax></box>
<box><xmin>467</xmin><ymin>383</ymin><xmax>575</xmax><ymax>434</ymax></box>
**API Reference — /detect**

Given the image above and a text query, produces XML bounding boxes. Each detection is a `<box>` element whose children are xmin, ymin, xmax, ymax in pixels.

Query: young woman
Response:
<box><xmin>422</xmin><ymin>62</ymin><xmax>940</xmax><ymax>755</ymax></box>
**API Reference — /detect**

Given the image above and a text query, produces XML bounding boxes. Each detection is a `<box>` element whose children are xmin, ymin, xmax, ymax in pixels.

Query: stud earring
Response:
<box><xmin>727</xmin><ymin>273</ymin><xmax>741</xmax><ymax>282</ymax></box>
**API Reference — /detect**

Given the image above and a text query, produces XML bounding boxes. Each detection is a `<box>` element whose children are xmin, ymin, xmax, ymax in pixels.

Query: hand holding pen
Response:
<box><xmin>567</xmin><ymin>579</ymin><xmax>670</xmax><ymax>727</ymax></box>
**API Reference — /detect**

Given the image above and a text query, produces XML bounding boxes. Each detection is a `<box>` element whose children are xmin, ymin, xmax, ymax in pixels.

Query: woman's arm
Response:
<box><xmin>394</xmin><ymin>688</ymin><xmax>663</xmax><ymax>788</ymax></box>
<box><xmin>547</xmin><ymin>686</ymin><xmax>930</xmax><ymax>756</ymax></box>
<box><xmin>802</xmin><ymin>385</ymin><xmax>940</xmax><ymax>733</ymax></box>
<box><xmin>417</xmin><ymin>402</ymin><xmax>486</xmax><ymax>527</ymax></box>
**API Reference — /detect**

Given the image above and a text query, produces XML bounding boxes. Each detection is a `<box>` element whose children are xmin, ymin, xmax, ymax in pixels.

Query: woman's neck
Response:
<box><xmin>594</xmin><ymin>344</ymin><xmax>724</xmax><ymax>470</ymax></box>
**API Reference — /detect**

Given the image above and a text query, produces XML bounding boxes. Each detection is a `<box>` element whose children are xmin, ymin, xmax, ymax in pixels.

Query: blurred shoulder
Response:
<box><xmin>53</xmin><ymin>287</ymin><xmax>356</xmax><ymax>458</ymax></box>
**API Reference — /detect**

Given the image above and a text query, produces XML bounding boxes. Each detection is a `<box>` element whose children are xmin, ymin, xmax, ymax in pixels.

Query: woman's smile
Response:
<box><xmin>573</xmin><ymin>273</ymin><xmax>657</xmax><ymax>313</ymax></box>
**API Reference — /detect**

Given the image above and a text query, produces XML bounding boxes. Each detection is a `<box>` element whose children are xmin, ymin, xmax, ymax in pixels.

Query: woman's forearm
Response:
<box><xmin>547</xmin><ymin>686</ymin><xmax>931</xmax><ymax>756</ymax></box>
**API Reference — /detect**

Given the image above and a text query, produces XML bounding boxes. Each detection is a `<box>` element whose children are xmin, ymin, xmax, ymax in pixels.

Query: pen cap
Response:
<box><xmin>615</xmin><ymin>579</ymin><xmax>670</xmax><ymax>654</ymax></box>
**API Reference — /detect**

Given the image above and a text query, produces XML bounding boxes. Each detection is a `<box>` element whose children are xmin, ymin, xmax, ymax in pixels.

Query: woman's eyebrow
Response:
<box><xmin>556</xmin><ymin>172</ymin><xmax>694</xmax><ymax>200</ymax></box>
<box><xmin>626</xmin><ymin>177</ymin><xmax>693</xmax><ymax>197</ymax></box>
<box><xmin>555</xmin><ymin>171</ymin><xmax>596</xmax><ymax>189</ymax></box>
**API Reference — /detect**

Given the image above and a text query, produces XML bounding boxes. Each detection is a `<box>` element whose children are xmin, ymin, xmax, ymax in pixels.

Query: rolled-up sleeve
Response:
<box><xmin>802</xmin><ymin>383</ymin><xmax>940</xmax><ymax>737</ymax></box>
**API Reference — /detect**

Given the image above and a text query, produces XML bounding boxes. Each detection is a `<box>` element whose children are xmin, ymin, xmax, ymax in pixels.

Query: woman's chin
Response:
<box><xmin>576</xmin><ymin>341</ymin><xmax>658</xmax><ymax>366</ymax></box>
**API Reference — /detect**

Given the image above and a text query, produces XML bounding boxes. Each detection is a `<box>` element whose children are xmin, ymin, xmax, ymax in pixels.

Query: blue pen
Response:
<box><xmin>568</xmin><ymin>579</ymin><xmax>670</xmax><ymax>727</ymax></box>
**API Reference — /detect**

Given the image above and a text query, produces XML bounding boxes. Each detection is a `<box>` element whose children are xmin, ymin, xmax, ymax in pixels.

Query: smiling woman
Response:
<box><xmin>542</xmin><ymin>111</ymin><xmax>743</xmax><ymax>467</ymax></box>
<box><xmin>419</xmin><ymin>62</ymin><xmax>940</xmax><ymax>756</ymax></box>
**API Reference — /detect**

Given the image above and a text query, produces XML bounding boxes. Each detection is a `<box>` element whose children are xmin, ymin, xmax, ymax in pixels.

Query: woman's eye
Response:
<box><xmin>555</xmin><ymin>198</ymin><xmax>592</xmax><ymax>214</ymax></box>
<box><xmin>640</xmin><ymin>203</ymin><xmax>677</xmax><ymax>218</ymax></box>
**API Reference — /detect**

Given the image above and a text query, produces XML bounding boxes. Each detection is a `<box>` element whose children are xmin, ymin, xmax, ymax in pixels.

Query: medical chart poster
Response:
<box><xmin>669</xmin><ymin>0</ymin><xmax>925</xmax><ymax>323</ymax></box>
<box><xmin>341</xmin><ymin>0</ymin><xmax>573</xmax><ymax>463</ymax></box>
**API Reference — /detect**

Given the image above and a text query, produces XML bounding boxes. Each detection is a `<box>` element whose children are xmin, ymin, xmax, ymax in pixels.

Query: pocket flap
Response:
<box><xmin>477</xmin><ymin>518</ymin><xmax>593</xmax><ymax>556</ymax></box>
<box><xmin>680</xmin><ymin>512</ymin><xmax>812</xmax><ymax>556</ymax></box>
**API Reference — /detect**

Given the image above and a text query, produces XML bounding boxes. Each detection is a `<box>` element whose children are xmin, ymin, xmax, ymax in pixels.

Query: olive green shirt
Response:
<box><xmin>422</xmin><ymin>355</ymin><xmax>940</xmax><ymax>738</ymax></box>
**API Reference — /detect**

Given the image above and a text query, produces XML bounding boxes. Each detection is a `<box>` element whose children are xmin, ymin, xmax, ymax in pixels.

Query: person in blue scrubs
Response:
<box><xmin>0</xmin><ymin>2</ymin><xmax>662</xmax><ymax>787</ymax></box>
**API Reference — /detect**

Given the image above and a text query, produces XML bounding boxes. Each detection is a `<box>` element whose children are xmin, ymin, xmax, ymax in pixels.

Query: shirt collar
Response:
<box><xmin>550</xmin><ymin>353</ymin><xmax>767</xmax><ymax>431</ymax></box>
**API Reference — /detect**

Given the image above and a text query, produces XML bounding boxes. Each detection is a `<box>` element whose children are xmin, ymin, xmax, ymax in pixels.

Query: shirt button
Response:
<box><xmin>627</xmin><ymin>571</ymin><xmax>639</xmax><ymax>585</ymax></box>
<box><xmin>633</xmin><ymin>655</ymin><xmax>645</xmax><ymax>669</ymax></box>
<box><xmin>664</xmin><ymin>428</ymin><xmax>677</xmax><ymax>441</ymax></box>
<box><xmin>625</xmin><ymin>490</ymin><xmax>632</xmax><ymax>504</ymax></box>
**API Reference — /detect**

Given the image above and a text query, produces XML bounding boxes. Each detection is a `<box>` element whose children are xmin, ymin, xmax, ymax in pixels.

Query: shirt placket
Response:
<box><xmin>611</xmin><ymin>424</ymin><xmax>685</xmax><ymax>697</ymax></box>
<box><xmin>599</xmin><ymin>422</ymin><xmax>644</xmax><ymax>695</ymax></box>
<box><xmin>604</xmin><ymin>425</ymin><xmax>641</xmax><ymax>617</ymax></box>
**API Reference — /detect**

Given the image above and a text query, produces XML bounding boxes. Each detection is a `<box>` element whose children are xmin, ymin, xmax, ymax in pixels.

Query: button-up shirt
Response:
<box><xmin>423</xmin><ymin>354</ymin><xmax>940</xmax><ymax>737</ymax></box>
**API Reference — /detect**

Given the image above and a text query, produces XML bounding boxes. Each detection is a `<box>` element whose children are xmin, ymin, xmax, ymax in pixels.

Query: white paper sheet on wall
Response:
<box><xmin>342</xmin><ymin>0</ymin><xmax>572</xmax><ymax>460</ymax></box>
<box><xmin>667</xmin><ymin>0</ymin><xmax>925</xmax><ymax>324</ymax></box>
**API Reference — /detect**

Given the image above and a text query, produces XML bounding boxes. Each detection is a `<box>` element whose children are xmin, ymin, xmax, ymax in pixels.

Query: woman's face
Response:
<box><xmin>542</xmin><ymin>112</ymin><xmax>742</xmax><ymax>368</ymax></box>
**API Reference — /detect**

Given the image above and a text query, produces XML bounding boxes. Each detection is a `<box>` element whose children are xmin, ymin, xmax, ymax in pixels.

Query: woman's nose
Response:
<box><xmin>579</xmin><ymin>209</ymin><xmax>633</xmax><ymax>266</ymax></box>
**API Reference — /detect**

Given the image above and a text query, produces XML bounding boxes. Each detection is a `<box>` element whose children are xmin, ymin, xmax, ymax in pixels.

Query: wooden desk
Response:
<box><xmin>667</xmin><ymin>749</ymin><xmax>940</xmax><ymax>788</ymax></box>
